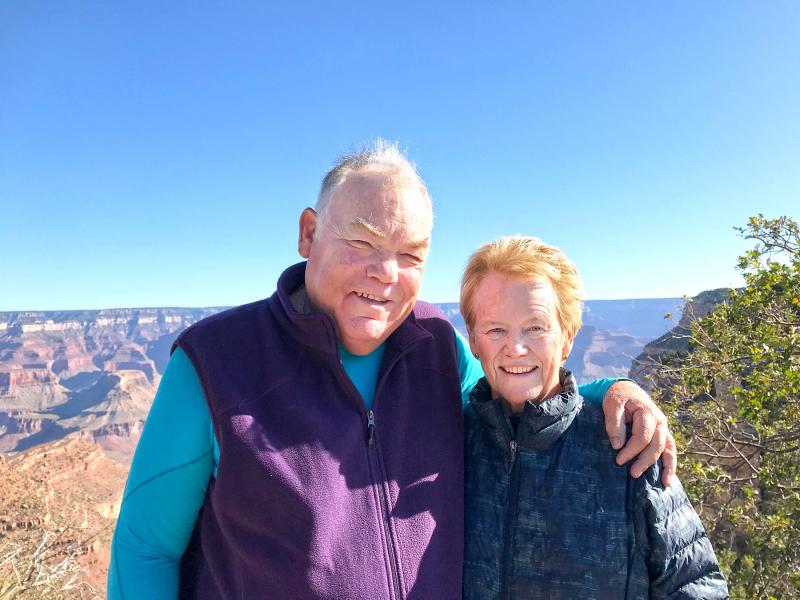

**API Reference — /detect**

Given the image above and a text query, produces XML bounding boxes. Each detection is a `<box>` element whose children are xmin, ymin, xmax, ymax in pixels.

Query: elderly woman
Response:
<box><xmin>460</xmin><ymin>236</ymin><xmax>728</xmax><ymax>599</ymax></box>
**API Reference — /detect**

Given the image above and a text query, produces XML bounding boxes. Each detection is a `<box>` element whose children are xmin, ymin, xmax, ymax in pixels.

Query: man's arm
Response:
<box><xmin>108</xmin><ymin>347</ymin><xmax>215</xmax><ymax>599</ymax></box>
<box><xmin>453</xmin><ymin>329</ymin><xmax>676</xmax><ymax>485</ymax></box>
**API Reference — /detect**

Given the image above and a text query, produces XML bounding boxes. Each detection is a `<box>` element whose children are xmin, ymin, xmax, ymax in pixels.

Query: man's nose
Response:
<box><xmin>368</xmin><ymin>253</ymin><xmax>399</xmax><ymax>284</ymax></box>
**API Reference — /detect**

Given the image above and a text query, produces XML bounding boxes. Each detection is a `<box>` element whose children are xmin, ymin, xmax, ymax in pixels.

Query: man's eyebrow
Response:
<box><xmin>405</xmin><ymin>238</ymin><xmax>431</xmax><ymax>253</ymax></box>
<box><xmin>350</xmin><ymin>217</ymin><xmax>385</xmax><ymax>238</ymax></box>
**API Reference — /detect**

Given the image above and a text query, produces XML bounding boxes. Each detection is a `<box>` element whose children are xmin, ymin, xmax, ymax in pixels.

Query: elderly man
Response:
<box><xmin>109</xmin><ymin>141</ymin><xmax>675</xmax><ymax>599</ymax></box>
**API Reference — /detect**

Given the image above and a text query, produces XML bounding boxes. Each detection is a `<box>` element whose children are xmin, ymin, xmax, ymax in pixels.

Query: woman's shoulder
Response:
<box><xmin>567</xmin><ymin>399</ymin><xmax>613</xmax><ymax>449</ymax></box>
<box><xmin>569</xmin><ymin>400</ymin><xmax>670</xmax><ymax>486</ymax></box>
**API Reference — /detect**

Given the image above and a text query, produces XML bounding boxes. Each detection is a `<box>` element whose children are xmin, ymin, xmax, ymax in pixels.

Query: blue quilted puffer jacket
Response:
<box><xmin>463</xmin><ymin>372</ymin><xmax>729</xmax><ymax>600</ymax></box>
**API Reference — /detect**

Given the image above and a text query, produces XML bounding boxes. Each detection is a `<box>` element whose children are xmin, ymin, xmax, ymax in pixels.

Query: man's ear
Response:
<box><xmin>298</xmin><ymin>208</ymin><xmax>318</xmax><ymax>258</ymax></box>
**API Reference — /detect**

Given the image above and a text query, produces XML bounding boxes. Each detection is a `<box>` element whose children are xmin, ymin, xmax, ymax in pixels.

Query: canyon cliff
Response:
<box><xmin>628</xmin><ymin>289</ymin><xmax>732</xmax><ymax>389</ymax></box>
<box><xmin>0</xmin><ymin>308</ymin><xmax>221</xmax><ymax>463</ymax></box>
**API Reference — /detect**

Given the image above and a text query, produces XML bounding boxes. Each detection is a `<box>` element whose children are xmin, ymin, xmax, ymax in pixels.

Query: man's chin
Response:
<box><xmin>339</xmin><ymin>321</ymin><xmax>391</xmax><ymax>353</ymax></box>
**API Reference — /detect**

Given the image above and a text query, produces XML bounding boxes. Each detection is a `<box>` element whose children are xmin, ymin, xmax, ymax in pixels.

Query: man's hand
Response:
<box><xmin>602</xmin><ymin>380</ymin><xmax>676</xmax><ymax>486</ymax></box>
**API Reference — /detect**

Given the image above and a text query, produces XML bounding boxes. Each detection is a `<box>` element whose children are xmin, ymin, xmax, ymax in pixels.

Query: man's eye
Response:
<box><xmin>401</xmin><ymin>253</ymin><xmax>423</xmax><ymax>265</ymax></box>
<box><xmin>487</xmin><ymin>328</ymin><xmax>506</xmax><ymax>335</ymax></box>
<box><xmin>348</xmin><ymin>240</ymin><xmax>371</xmax><ymax>249</ymax></box>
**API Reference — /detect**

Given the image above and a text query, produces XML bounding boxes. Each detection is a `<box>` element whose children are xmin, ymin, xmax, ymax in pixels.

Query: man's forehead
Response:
<box><xmin>333</xmin><ymin>169</ymin><xmax>431</xmax><ymax>210</ymax></box>
<box><xmin>343</xmin><ymin>165</ymin><xmax>415</xmax><ymax>189</ymax></box>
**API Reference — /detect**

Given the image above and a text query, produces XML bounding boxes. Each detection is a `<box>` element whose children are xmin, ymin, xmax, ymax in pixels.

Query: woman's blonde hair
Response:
<box><xmin>460</xmin><ymin>236</ymin><xmax>584</xmax><ymax>340</ymax></box>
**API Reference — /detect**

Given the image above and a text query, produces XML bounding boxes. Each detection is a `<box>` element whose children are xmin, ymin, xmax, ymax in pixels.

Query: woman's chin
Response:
<box><xmin>504</xmin><ymin>380</ymin><xmax>562</xmax><ymax>406</ymax></box>
<box><xmin>500</xmin><ymin>390</ymin><xmax>541</xmax><ymax>412</ymax></box>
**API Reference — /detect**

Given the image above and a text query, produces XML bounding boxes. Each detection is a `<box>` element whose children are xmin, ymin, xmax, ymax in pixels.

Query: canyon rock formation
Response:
<box><xmin>628</xmin><ymin>289</ymin><xmax>732</xmax><ymax>389</ymax></box>
<box><xmin>0</xmin><ymin>308</ymin><xmax>221</xmax><ymax>463</ymax></box>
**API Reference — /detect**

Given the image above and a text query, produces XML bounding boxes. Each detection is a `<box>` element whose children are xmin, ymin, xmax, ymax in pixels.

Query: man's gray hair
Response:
<box><xmin>315</xmin><ymin>139</ymin><xmax>431</xmax><ymax>224</ymax></box>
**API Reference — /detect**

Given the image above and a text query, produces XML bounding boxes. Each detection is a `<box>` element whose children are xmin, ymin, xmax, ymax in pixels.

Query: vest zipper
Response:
<box><xmin>330</xmin><ymin>357</ymin><xmax>402</xmax><ymax>598</ymax></box>
<box><xmin>362</xmin><ymin>341</ymin><xmax>426</xmax><ymax>599</ymax></box>
<box><xmin>335</xmin><ymin>340</ymin><xmax>424</xmax><ymax>600</ymax></box>
<box><xmin>365</xmin><ymin>409</ymin><xmax>403</xmax><ymax>599</ymax></box>
<box><xmin>367</xmin><ymin>409</ymin><xmax>376</xmax><ymax>447</ymax></box>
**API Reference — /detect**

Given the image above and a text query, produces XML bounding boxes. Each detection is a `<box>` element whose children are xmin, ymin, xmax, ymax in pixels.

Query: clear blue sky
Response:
<box><xmin>1</xmin><ymin>2</ymin><xmax>798</xmax><ymax>311</ymax></box>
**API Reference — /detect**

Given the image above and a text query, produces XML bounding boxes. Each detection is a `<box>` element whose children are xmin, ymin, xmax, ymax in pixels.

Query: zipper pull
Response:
<box><xmin>509</xmin><ymin>440</ymin><xmax>517</xmax><ymax>473</ymax></box>
<box><xmin>367</xmin><ymin>410</ymin><xmax>376</xmax><ymax>448</ymax></box>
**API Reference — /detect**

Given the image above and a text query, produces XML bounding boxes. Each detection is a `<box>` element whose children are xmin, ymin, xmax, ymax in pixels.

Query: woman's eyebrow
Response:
<box><xmin>479</xmin><ymin>319</ymin><xmax>506</xmax><ymax>327</ymax></box>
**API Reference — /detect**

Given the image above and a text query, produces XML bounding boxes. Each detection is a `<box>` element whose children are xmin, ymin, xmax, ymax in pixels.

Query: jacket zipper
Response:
<box><xmin>500</xmin><ymin>411</ymin><xmax>521</xmax><ymax>600</ymax></box>
<box><xmin>508</xmin><ymin>440</ymin><xmax>517</xmax><ymax>473</ymax></box>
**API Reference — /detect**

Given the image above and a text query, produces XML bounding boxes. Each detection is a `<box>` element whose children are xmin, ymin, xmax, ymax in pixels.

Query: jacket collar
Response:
<box><xmin>269</xmin><ymin>261</ymin><xmax>432</xmax><ymax>358</ymax></box>
<box><xmin>469</xmin><ymin>369</ymin><xmax>583</xmax><ymax>451</ymax></box>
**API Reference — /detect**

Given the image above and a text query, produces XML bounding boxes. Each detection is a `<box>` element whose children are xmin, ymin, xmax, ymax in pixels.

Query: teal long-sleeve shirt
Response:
<box><xmin>108</xmin><ymin>329</ymin><xmax>617</xmax><ymax>599</ymax></box>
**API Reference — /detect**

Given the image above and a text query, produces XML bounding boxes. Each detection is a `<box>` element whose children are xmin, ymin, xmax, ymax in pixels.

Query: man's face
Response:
<box><xmin>299</xmin><ymin>167</ymin><xmax>432</xmax><ymax>355</ymax></box>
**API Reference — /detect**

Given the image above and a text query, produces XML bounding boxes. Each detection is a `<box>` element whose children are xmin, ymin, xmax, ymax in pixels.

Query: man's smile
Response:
<box><xmin>355</xmin><ymin>291</ymin><xmax>389</xmax><ymax>303</ymax></box>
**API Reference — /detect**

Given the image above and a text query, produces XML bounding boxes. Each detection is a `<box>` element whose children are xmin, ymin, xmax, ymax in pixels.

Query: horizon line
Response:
<box><xmin>0</xmin><ymin>295</ymin><xmax>698</xmax><ymax>315</ymax></box>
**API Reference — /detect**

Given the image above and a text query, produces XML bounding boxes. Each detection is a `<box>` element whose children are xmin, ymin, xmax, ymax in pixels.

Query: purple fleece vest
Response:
<box><xmin>175</xmin><ymin>263</ymin><xmax>464</xmax><ymax>600</ymax></box>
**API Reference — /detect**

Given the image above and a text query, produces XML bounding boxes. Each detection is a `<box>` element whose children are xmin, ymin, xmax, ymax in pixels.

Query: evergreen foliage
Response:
<box><xmin>653</xmin><ymin>215</ymin><xmax>800</xmax><ymax>598</ymax></box>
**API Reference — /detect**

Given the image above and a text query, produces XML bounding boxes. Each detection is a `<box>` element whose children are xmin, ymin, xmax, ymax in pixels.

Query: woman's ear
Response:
<box><xmin>468</xmin><ymin>330</ymin><xmax>479</xmax><ymax>359</ymax></box>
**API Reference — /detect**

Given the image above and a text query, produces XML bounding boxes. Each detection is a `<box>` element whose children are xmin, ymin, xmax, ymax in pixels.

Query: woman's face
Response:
<box><xmin>468</xmin><ymin>273</ymin><xmax>573</xmax><ymax>412</ymax></box>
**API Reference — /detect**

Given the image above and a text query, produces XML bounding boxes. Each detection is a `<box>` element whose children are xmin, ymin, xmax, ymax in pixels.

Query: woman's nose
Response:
<box><xmin>504</xmin><ymin>336</ymin><xmax>528</xmax><ymax>357</ymax></box>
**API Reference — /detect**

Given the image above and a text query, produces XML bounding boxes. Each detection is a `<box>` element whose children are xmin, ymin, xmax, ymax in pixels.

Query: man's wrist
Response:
<box><xmin>579</xmin><ymin>377</ymin><xmax>632</xmax><ymax>404</ymax></box>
